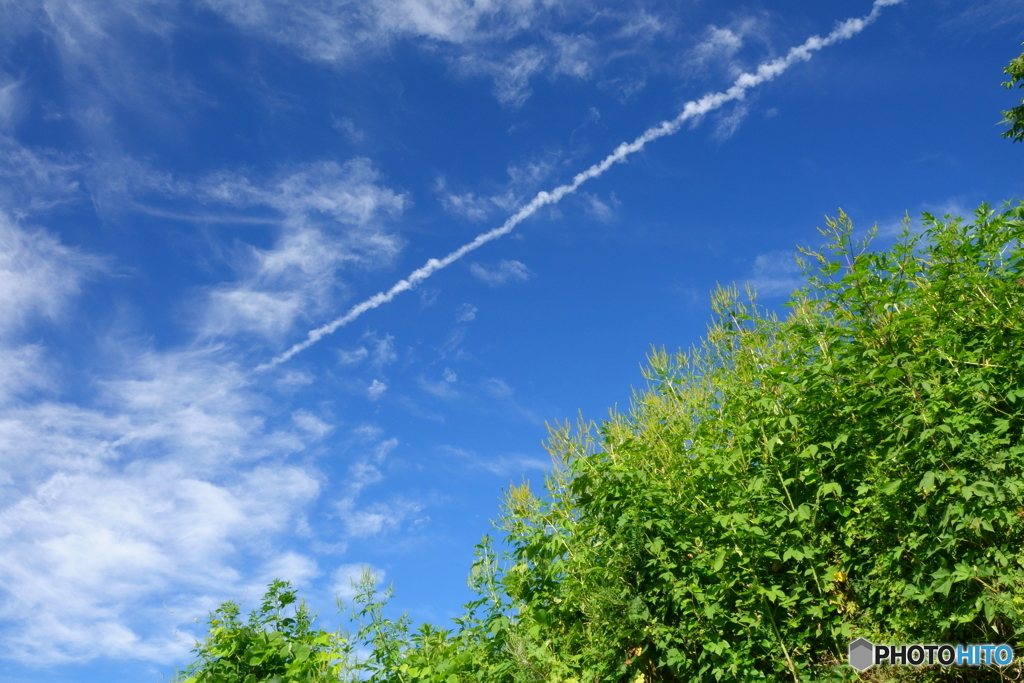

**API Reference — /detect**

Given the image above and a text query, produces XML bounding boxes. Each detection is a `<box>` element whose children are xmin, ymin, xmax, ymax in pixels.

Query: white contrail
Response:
<box><xmin>258</xmin><ymin>0</ymin><xmax>902</xmax><ymax>371</ymax></box>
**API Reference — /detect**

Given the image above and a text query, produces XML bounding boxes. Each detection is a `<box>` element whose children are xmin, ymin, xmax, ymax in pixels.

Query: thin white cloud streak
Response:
<box><xmin>262</xmin><ymin>0</ymin><xmax>902</xmax><ymax>370</ymax></box>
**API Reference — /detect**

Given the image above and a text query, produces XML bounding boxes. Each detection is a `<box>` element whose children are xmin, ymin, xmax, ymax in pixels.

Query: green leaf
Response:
<box><xmin>712</xmin><ymin>550</ymin><xmax>726</xmax><ymax>572</ymax></box>
<box><xmin>880</xmin><ymin>480</ymin><xmax>902</xmax><ymax>494</ymax></box>
<box><xmin>817</xmin><ymin>482</ymin><xmax>842</xmax><ymax>498</ymax></box>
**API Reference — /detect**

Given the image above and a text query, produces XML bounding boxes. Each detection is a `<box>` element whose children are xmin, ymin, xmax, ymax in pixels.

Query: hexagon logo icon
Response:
<box><xmin>848</xmin><ymin>638</ymin><xmax>874</xmax><ymax>671</ymax></box>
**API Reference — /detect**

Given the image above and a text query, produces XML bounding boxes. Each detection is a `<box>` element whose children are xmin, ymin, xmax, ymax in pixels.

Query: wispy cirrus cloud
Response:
<box><xmin>195</xmin><ymin>159</ymin><xmax>407</xmax><ymax>229</ymax></box>
<box><xmin>946</xmin><ymin>0</ymin><xmax>1024</xmax><ymax>29</ymax></box>
<box><xmin>198</xmin><ymin>0</ymin><xmax>689</xmax><ymax>107</ymax></box>
<box><xmin>0</xmin><ymin>211</ymin><xmax>103</xmax><ymax>340</ymax></box>
<box><xmin>0</xmin><ymin>134</ymin><xmax>83</xmax><ymax>217</ymax></box>
<box><xmin>8</xmin><ymin>0</ymin><xmax>210</xmax><ymax>145</ymax></box>
<box><xmin>334</xmin><ymin>434</ymin><xmax>423</xmax><ymax>536</ymax></box>
<box><xmin>682</xmin><ymin>25</ymin><xmax>745</xmax><ymax>72</ymax></box>
<box><xmin>337</xmin><ymin>333</ymin><xmax>398</xmax><ymax>368</ymax></box>
<box><xmin>184</xmin><ymin>159</ymin><xmax>408</xmax><ymax>340</ymax></box>
<box><xmin>0</xmin><ymin>211</ymin><xmax>102</xmax><ymax>412</ymax></box>
<box><xmin>0</xmin><ymin>77</ymin><xmax>23</xmax><ymax>130</ymax></box>
<box><xmin>455</xmin><ymin>46</ymin><xmax>548</xmax><ymax>108</ymax></box>
<box><xmin>469</xmin><ymin>259</ymin><xmax>533</xmax><ymax>286</ymax></box>
<box><xmin>0</xmin><ymin>0</ymin><xmax>572</xmax><ymax>127</ymax></box>
<box><xmin>439</xmin><ymin>444</ymin><xmax>547</xmax><ymax>476</ymax></box>
<box><xmin>712</xmin><ymin>100</ymin><xmax>751</xmax><ymax>140</ymax></box>
<box><xmin>580</xmin><ymin>191</ymin><xmax>619</xmax><ymax>222</ymax></box>
<box><xmin>436</xmin><ymin>152</ymin><xmax>564</xmax><ymax>222</ymax></box>
<box><xmin>439</xmin><ymin>190</ymin><xmax>497</xmax><ymax>221</ymax></box>
<box><xmin>201</xmin><ymin>0</ymin><xmax>564</xmax><ymax>63</ymax></box>
<box><xmin>455</xmin><ymin>303</ymin><xmax>478</xmax><ymax>322</ymax></box>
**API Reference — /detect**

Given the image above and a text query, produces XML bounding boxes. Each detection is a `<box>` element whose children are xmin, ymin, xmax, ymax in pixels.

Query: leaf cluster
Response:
<box><xmin>178</xmin><ymin>579</ymin><xmax>346</xmax><ymax>683</ymax></box>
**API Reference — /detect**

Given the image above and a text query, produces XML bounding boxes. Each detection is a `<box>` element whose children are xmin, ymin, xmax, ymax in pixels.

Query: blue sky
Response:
<box><xmin>1</xmin><ymin>0</ymin><xmax>1022</xmax><ymax>680</ymax></box>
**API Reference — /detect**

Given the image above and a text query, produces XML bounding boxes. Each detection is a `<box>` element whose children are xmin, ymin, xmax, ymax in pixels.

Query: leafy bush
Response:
<box><xmin>180</xmin><ymin>202</ymin><xmax>1024</xmax><ymax>682</ymax></box>
<box><xmin>494</xmin><ymin>204</ymin><xmax>1024</xmax><ymax>682</ymax></box>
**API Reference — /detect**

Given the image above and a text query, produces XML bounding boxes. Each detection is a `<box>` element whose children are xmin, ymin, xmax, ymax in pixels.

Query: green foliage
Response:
<box><xmin>1001</xmin><ymin>44</ymin><xmax>1024</xmax><ymax>142</ymax></box>
<box><xmin>177</xmin><ymin>579</ymin><xmax>346</xmax><ymax>683</ymax></box>
<box><xmin>492</xmin><ymin>203</ymin><xmax>1024</xmax><ymax>681</ymax></box>
<box><xmin>180</xmin><ymin>202</ymin><xmax>1024</xmax><ymax>682</ymax></box>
